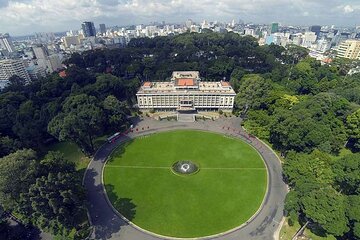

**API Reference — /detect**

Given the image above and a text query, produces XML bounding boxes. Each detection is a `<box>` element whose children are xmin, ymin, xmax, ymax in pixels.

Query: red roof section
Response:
<box><xmin>221</xmin><ymin>81</ymin><xmax>231</xmax><ymax>86</ymax></box>
<box><xmin>177</xmin><ymin>78</ymin><xmax>195</xmax><ymax>86</ymax></box>
<box><xmin>143</xmin><ymin>82</ymin><xmax>152</xmax><ymax>87</ymax></box>
<box><xmin>59</xmin><ymin>70</ymin><xmax>67</xmax><ymax>78</ymax></box>
<box><xmin>105</xmin><ymin>67</ymin><xmax>113</xmax><ymax>73</ymax></box>
<box><xmin>322</xmin><ymin>58</ymin><xmax>333</xmax><ymax>64</ymax></box>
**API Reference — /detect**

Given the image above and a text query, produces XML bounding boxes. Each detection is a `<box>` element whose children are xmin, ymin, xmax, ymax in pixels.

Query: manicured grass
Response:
<box><xmin>280</xmin><ymin>218</ymin><xmax>336</xmax><ymax>240</ymax></box>
<box><xmin>46</xmin><ymin>142</ymin><xmax>90</xmax><ymax>171</ymax></box>
<box><xmin>104</xmin><ymin>130</ymin><xmax>267</xmax><ymax>238</ymax></box>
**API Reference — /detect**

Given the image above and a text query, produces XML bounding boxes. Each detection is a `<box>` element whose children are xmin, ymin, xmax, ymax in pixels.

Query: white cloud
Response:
<box><xmin>0</xmin><ymin>0</ymin><xmax>359</xmax><ymax>35</ymax></box>
<box><xmin>343</xmin><ymin>4</ymin><xmax>354</xmax><ymax>13</ymax></box>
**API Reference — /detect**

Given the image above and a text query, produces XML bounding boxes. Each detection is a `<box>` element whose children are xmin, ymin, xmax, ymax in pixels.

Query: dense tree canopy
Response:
<box><xmin>284</xmin><ymin>151</ymin><xmax>360</xmax><ymax>239</ymax></box>
<box><xmin>0</xmin><ymin>150</ymin><xmax>86</xmax><ymax>238</ymax></box>
<box><xmin>302</xmin><ymin>187</ymin><xmax>349</xmax><ymax>236</ymax></box>
<box><xmin>48</xmin><ymin>94</ymin><xmax>105</xmax><ymax>155</ymax></box>
<box><xmin>333</xmin><ymin>153</ymin><xmax>360</xmax><ymax>195</ymax></box>
<box><xmin>0</xmin><ymin>31</ymin><xmax>359</xmax><ymax>239</ymax></box>
<box><xmin>346</xmin><ymin>109</ymin><xmax>360</xmax><ymax>151</ymax></box>
<box><xmin>0</xmin><ymin>149</ymin><xmax>37</xmax><ymax>211</ymax></box>
<box><xmin>235</xmin><ymin>74</ymin><xmax>272</xmax><ymax>112</ymax></box>
<box><xmin>61</xmin><ymin>32</ymin><xmax>359</xmax><ymax>239</ymax></box>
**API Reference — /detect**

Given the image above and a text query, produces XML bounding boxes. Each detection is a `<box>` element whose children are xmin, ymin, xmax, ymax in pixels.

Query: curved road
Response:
<box><xmin>84</xmin><ymin>117</ymin><xmax>287</xmax><ymax>240</ymax></box>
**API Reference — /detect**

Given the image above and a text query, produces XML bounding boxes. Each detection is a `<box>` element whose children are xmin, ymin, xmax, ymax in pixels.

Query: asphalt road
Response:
<box><xmin>83</xmin><ymin>117</ymin><xmax>287</xmax><ymax>240</ymax></box>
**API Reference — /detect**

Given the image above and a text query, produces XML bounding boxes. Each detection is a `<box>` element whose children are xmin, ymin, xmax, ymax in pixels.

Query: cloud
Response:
<box><xmin>343</xmin><ymin>5</ymin><xmax>354</xmax><ymax>13</ymax></box>
<box><xmin>341</xmin><ymin>4</ymin><xmax>360</xmax><ymax>13</ymax></box>
<box><xmin>0</xmin><ymin>0</ymin><xmax>359</xmax><ymax>35</ymax></box>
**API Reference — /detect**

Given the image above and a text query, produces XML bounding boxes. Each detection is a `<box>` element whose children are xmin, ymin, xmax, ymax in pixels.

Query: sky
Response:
<box><xmin>0</xmin><ymin>0</ymin><xmax>359</xmax><ymax>36</ymax></box>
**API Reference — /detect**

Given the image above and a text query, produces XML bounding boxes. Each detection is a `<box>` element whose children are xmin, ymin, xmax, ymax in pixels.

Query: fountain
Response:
<box><xmin>172</xmin><ymin>161</ymin><xmax>199</xmax><ymax>175</ymax></box>
<box><xmin>180</xmin><ymin>163</ymin><xmax>190</xmax><ymax>172</ymax></box>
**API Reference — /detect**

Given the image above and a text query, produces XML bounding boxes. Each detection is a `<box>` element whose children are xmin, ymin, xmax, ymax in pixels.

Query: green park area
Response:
<box><xmin>280</xmin><ymin>218</ymin><xmax>336</xmax><ymax>240</ymax></box>
<box><xmin>46</xmin><ymin>142</ymin><xmax>90</xmax><ymax>171</ymax></box>
<box><xmin>104</xmin><ymin>130</ymin><xmax>267</xmax><ymax>238</ymax></box>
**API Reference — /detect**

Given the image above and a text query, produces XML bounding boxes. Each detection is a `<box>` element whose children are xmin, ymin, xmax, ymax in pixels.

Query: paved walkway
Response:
<box><xmin>84</xmin><ymin>117</ymin><xmax>287</xmax><ymax>240</ymax></box>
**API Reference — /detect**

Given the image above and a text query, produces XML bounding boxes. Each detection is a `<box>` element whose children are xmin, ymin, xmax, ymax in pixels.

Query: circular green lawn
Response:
<box><xmin>104</xmin><ymin>130</ymin><xmax>267</xmax><ymax>238</ymax></box>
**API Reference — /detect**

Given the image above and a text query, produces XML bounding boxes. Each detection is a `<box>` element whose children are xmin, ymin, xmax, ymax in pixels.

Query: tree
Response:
<box><xmin>283</xmin><ymin>44</ymin><xmax>310</xmax><ymax>64</ymax></box>
<box><xmin>0</xmin><ymin>92</ymin><xmax>26</xmax><ymax>137</ymax></box>
<box><xmin>48</xmin><ymin>94</ymin><xmax>105</xmax><ymax>155</ymax></box>
<box><xmin>85</xmin><ymin>74</ymin><xmax>126</xmax><ymax>100</ymax></box>
<box><xmin>0</xmin><ymin>135</ymin><xmax>18</xmax><ymax>157</ymax></box>
<box><xmin>243</xmin><ymin>110</ymin><xmax>273</xmax><ymax>139</ymax></box>
<box><xmin>17</xmin><ymin>152</ymin><xmax>86</xmax><ymax>237</ymax></box>
<box><xmin>0</xmin><ymin>205</ymin><xmax>7</xmax><ymax>232</ymax></box>
<box><xmin>284</xmin><ymin>191</ymin><xmax>300</xmax><ymax>225</ymax></box>
<box><xmin>0</xmin><ymin>149</ymin><xmax>37</xmax><ymax>211</ymax></box>
<box><xmin>103</xmin><ymin>95</ymin><xmax>129</xmax><ymax>131</ymax></box>
<box><xmin>235</xmin><ymin>74</ymin><xmax>272</xmax><ymax>113</ymax></box>
<box><xmin>283</xmin><ymin>150</ymin><xmax>334</xmax><ymax>187</ymax></box>
<box><xmin>346</xmin><ymin>109</ymin><xmax>360</xmax><ymax>151</ymax></box>
<box><xmin>63</xmin><ymin>52</ymin><xmax>85</xmax><ymax>68</ymax></box>
<box><xmin>12</xmin><ymin>100</ymin><xmax>48</xmax><ymax>148</ymax></box>
<box><xmin>333</xmin><ymin>153</ymin><xmax>360</xmax><ymax>195</ymax></box>
<box><xmin>269</xmin><ymin>93</ymin><xmax>349</xmax><ymax>153</ymax></box>
<box><xmin>346</xmin><ymin>195</ymin><xmax>360</xmax><ymax>222</ymax></box>
<box><xmin>355</xmin><ymin>222</ymin><xmax>360</xmax><ymax>239</ymax></box>
<box><xmin>19</xmin><ymin>172</ymin><xmax>85</xmax><ymax>236</ymax></box>
<box><xmin>229</xmin><ymin>67</ymin><xmax>245</xmax><ymax>92</ymax></box>
<box><xmin>346</xmin><ymin>195</ymin><xmax>360</xmax><ymax>239</ymax></box>
<box><xmin>5</xmin><ymin>75</ymin><xmax>27</xmax><ymax>91</ymax></box>
<box><xmin>301</xmin><ymin>187</ymin><xmax>349</xmax><ymax>236</ymax></box>
<box><xmin>37</xmin><ymin>151</ymin><xmax>76</xmax><ymax>176</ymax></box>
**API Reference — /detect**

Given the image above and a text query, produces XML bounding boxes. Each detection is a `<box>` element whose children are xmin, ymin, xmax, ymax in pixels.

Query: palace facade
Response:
<box><xmin>136</xmin><ymin>71</ymin><xmax>236</xmax><ymax>112</ymax></box>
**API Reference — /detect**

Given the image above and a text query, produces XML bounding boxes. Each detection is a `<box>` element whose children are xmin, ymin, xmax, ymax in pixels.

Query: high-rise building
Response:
<box><xmin>33</xmin><ymin>45</ymin><xmax>49</xmax><ymax>60</ymax></box>
<box><xmin>99</xmin><ymin>23</ymin><xmax>106</xmax><ymax>35</ymax></box>
<box><xmin>336</xmin><ymin>39</ymin><xmax>360</xmax><ymax>60</ymax></box>
<box><xmin>0</xmin><ymin>59</ymin><xmax>31</xmax><ymax>83</ymax></box>
<box><xmin>47</xmin><ymin>54</ymin><xmax>63</xmax><ymax>72</ymax></box>
<box><xmin>81</xmin><ymin>21</ymin><xmax>96</xmax><ymax>37</ymax></box>
<box><xmin>34</xmin><ymin>32</ymin><xmax>55</xmax><ymax>43</ymax></box>
<box><xmin>310</xmin><ymin>25</ymin><xmax>322</xmax><ymax>39</ymax></box>
<box><xmin>316</xmin><ymin>39</ymin><xmax>331</xmax><ymax>53</ymax></box>
<box><xmin>271</xmin><ymin>23</ymin><xmax>279</xmax><ymax>33</ymax></box>
<box><xmin>63</xmin><ymin>36</ymin><xmax>80</xmax><ymax>48</ymax></box>
<box><xmin>0</xmin><ymin>33</ymin><xmax>15</xmax><ymax>53</ymax></box>
<box><xmin>32</xmin><ymin>45</ymin><xmax>49</xmax><ymax>72</ymax></box>
<box><xmin>185</xmin><ymin>19</ymin><xmax>193</xmax><ymax>29</ymax></box>
<box><xmin>302</xmin><ymin>32</ymin><xmax>317</xmax><ymax>48</ymax></box>
<box><xmin>26</xmin><ymin>64</ymin><xmax>46</xmax><ymax>80</ymax></box>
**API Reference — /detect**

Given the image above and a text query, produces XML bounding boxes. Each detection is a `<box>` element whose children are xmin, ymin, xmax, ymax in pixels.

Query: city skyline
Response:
<box><xmin>0</xmin><ymin>0</ymin><xmax>359</xmax><ymax>36</ymax></box>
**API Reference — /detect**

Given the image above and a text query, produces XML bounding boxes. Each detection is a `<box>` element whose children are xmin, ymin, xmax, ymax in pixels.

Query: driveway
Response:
<box><xmin>83</xmin><ymin>117</ymin><xmax>287</xmax><ymax>240</ymax></box>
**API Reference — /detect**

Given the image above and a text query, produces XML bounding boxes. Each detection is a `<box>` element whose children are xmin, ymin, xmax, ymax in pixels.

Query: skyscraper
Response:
<box><xmin>81</xmin><ymin>22</ymin><xmax>96</xmax><ymax>37</ymax></box>
<box><xmin>32</xmin><ymin>45</ymin><xmax>49</xmax><ymax>72</ymax></box>
<box><xmin>63</xmin><ymin>36</ymin><xmax>80</xmax><ymax>48</ymax></box>
<box><xmin>185</xmin><ymin>19</ymin><xmax>193</xmax><ymax>29</ymax></box>
<box><xmin>47</xmin><ymin>54</ymin><xmax>63</xmax><ymax>72</ymax></box>
<box><xmin>271</xmin><ymin>23</ymin><xmax>279</xmax><ymax>33</ymax></box>
<box><xmin>99</xmin><ymin>23</ymin><xmax>106</xmax><ymax>35</ymax></box>
<box><xmin>33</xmin><ymin>45</ymin><xmax>49</xmax><ymax>60</ymax></box>
<box><xmin>0</xmin><ymin>33</ymin><xmax>15</xmax><ymax>53</ymax></box>
<box><xmin>310</xmin><ymin>25</ymin><xmax>321</xmax><ymax>39</ymax></box>
<box><xmin>0</xmin><ymin>59</ymin><xmax>31</xmax><ymax>83</ymax></box>
<box><xmin>336</xmin><ymin>39</ymin><xmax>360</xmax><ymax>60</ymax></box>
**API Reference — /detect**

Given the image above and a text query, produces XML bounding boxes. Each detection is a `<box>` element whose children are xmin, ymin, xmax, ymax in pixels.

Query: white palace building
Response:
<box><xmin>136</xmin><ymin>71</ymin><xmax>236</xmax><ymax>112</ymax></box>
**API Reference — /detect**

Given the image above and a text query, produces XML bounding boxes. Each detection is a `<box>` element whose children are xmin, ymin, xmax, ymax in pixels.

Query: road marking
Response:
<box><xmin>106</xmin><ymin>165</ymin><xmax>266</xmax><ymax>170</ymax></box>
<box><xmin>107</xmin><ymin>165</ymin><xmax>169</xmax><ymax>169</ymax></box>
<box><xmin>273</xmin><ymin>219</ymin><xmax>280</xmax><ymax>224</ymax></box>
<box><xmin>202</xmin><ymin>167</ymin><xmax>266</xmax><ymax>170</ymax></box>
